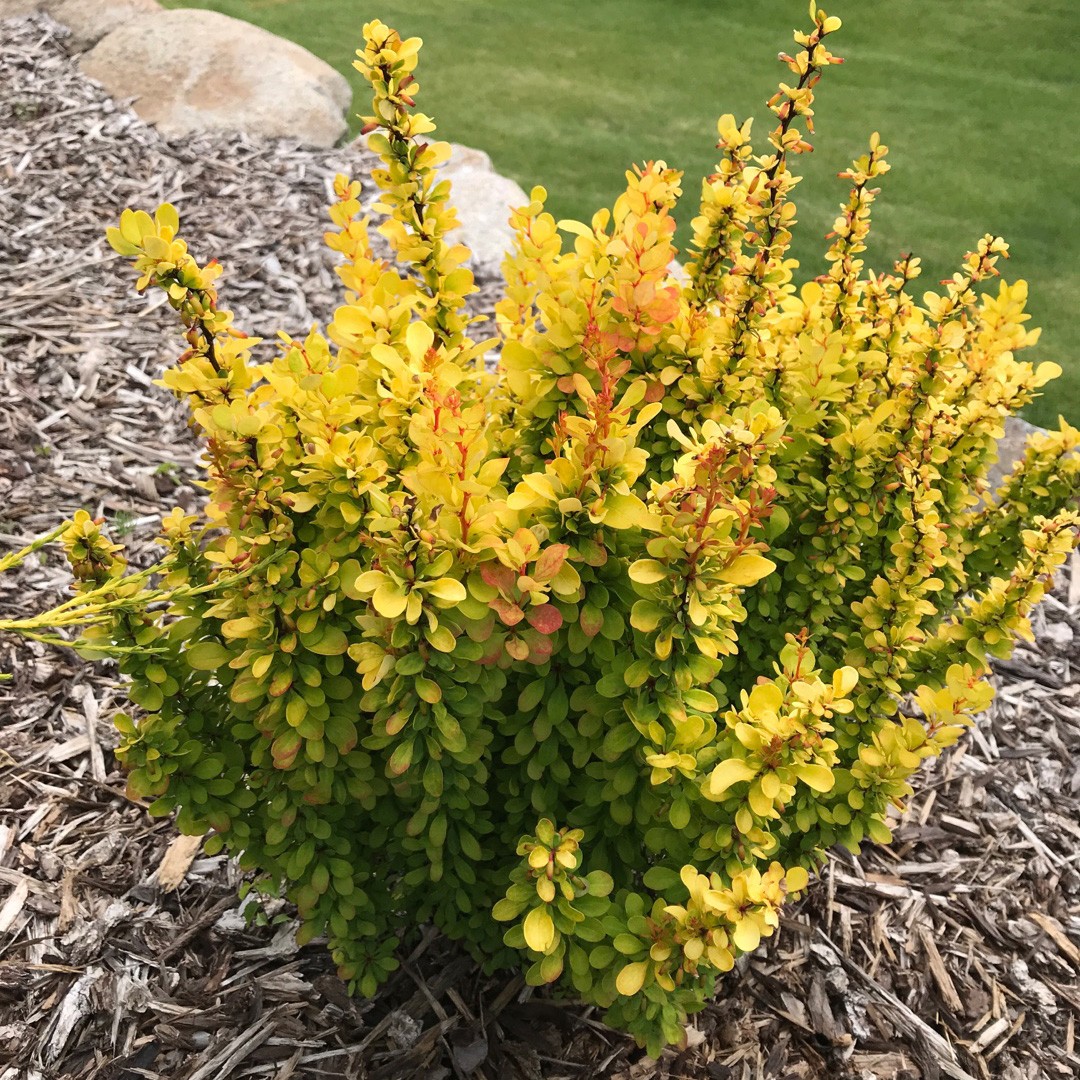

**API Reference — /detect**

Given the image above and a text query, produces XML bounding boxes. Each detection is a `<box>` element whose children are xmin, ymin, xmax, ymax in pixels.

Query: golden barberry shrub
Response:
<box><xmin>4</xmin><ymin>6</ymin><xmax>1079</xmax><ymax>1053</ymax></box>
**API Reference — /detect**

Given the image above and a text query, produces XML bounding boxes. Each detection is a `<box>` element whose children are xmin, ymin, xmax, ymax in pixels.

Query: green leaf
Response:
<box><xmin>669</xmin><ymin>797</ymin><xmax>691</xmax><ymax>830</ymax></box>
<box><xmin>186</xmin><ymin>641</ymin><xmax>231</xmax><ymax>671</ymax></box>
<box><xmin>307</xmin><ymin>626</ymin><xmax>348</xmax><ymax>656</ymax></box>
<box><xmin>585</xmin><ymin>870</ymin><xmax>613</xmax><ymax>897</ymax></box>
<box><xmin>642</xmin><ymin>866</ymin><xmax>683</xmax><ymax>893</ymax></box>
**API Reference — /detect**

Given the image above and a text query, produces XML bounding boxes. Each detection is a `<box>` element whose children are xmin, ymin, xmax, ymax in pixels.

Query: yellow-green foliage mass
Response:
<box><xmin>4</xmin><ymin>7</ymin><xmax>1079</xmax><ymax>1053</ymax></box>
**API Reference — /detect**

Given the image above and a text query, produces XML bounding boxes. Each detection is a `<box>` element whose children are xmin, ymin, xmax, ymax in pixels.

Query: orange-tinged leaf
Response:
<box><xmin>534</xmin><ymin>544</ymin><xmax>569</xmax><ymax>581</ymax></box>
<box><xmin>490</xmin><ymin>597</ymin><xmax>524</xmax><ymax>626</ymax></box>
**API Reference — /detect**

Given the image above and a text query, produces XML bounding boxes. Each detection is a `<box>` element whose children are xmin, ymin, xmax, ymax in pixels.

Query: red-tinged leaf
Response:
<box><xmin>577</xmin><ymin>538</ymin><xmax>608</xmax><ymax>567</ymax></box>
<box><xmin>385</xmin><ymin>710</ymin><xmax>409</xmax><ymax>737</ymax></box>
<box><xmin>477</xmin><ymin>638</ymin><xmax>504</xmax><ymax>666</ymax></box>
<box><xmin>579</xmin><ymin>603</ymin><xmax>604</xmax><ymax>638</ymax></box>
<box><xmin>480</xmin><ymin>563</ymin><xmax>516</xmax><ymax>595</ymax></box>
<box><xmin>466</xmin><ymin>612</ymin><xmax>496</xmax><ymax>643</ymax></box>
<box><xmin>491</xmin><ymin>597</ymin><xmax>525</xmax><ymax>627</ymax></box>
<box><xmin>387</xmin><ymin>739</ymin><xmax>415</xmax><ymax>776</ymax></box>
<box><xmin>534</xmin><ymin>544</ymin><xmax>569</xmax><ymax>582</ymax></box>
<box><xmin>526</xmin><ymin>604</ymin><xmax>563</xmax><ymax>634</ymax></box>
<box><xmin>271</xmin><ymin>730</ymin><xmax>301</xmax><ymax>770</ymax></box>
<box><xmin>524</xmin><ymin>630</ymin><xmax>554</xmax><ymax>663</ymax></box>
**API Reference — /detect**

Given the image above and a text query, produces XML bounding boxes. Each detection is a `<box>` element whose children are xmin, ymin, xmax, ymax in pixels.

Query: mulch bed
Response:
<box><xmin>2</xmin><ymin>13</ymin><xmax>1079</xmax><ymax>1080</ymax></box>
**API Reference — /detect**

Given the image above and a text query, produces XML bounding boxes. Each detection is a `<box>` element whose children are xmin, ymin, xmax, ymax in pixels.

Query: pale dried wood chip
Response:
<box><xmin>969</xmin><ymin>1014</ymin><xmax>1010</xmax><ymax>1055</ymax></box>
<box><xmin>152</xmin><ymin>833</ymin><xmax>204</xmax><ymax>893</ymax></box>
<box><xmin>919</xmin><ymin>925</ymin><xmax>963</xmax><ymax>1014</ymax></box>
<box><xmin>1027</xmin><ymin>912</ymin><xmax>1080</xmax><ymax>968</ymax></box>
<box><xmin>0</xmin><ymin>878</ymin><xmax>30</xmax><ymax>933</ymax></box>
<box><xmin>57</xmin><ymin>869</ymin><xmax>77</xmax><ymax>932</ymax></box>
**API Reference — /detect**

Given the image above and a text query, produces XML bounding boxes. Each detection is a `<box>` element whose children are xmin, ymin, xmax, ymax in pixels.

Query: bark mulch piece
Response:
<box><xmin>2</xmin><ymin>13</ymin><xmax>1079</xmax><ymax>1080</ymax></box>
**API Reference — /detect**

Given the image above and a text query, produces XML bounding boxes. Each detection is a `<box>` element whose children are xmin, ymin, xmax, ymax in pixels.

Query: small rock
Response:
<box><xmin>80</xmin><ymin>9</ymin><xmax>352</xmax><ymax>147</ymax></box>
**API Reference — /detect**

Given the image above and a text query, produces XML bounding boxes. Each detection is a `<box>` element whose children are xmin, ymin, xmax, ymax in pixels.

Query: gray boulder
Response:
<box><xmin>50</xmin><ymin>0</ymin><xmax>161</xmax><ymax>51</ymax></box>
<box><xmin>80</xmin><ymin>9</ymin><xmax>352</xmax><ymax>147</ymax></box>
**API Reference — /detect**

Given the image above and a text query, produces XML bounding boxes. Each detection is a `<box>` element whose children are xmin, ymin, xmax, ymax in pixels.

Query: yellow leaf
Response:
<box><xmin>1034</xmin><ymin>361</ymin><xmax>1062</xmax><ymax>385</ymax></box>
<box><xmin>221</xmin><ymin>617</ymin><xmax>260</xmax><ymax>639</ymax></box>
<box><xmin>747</xmin><ymin>782</ymin><xmax>772</xmax><ymax>817</ymax></box>
<box><xmin>615</xmin><ymin>960</ymin><xmax>649</xmax><ymax>996</ymax></box>
<box><xmin>785</xmin><ymin>866</ymin><xmax>810</xmax><ymax>893</ymax></box>
<box><xmin>630</xmin><ymin>601</ymin><xmax>664</xmax><ymax>633</ymax></box>
<box><xmin>794</xmin><ymin>762</ymin><xmax>834</xmax><ymax>793</ymax></box>
<box><xmin>719</xmin><ymin>553</ymin><xmax>776</xmax><ymax>587</ymax></box>
<box><xmin>557</xmin><ymin>218</ymin><xmax>593</xmax><ymax>237</ymax></box>
<box><xmin>747</xmin><ymin>682</ymin><xmax>783</xmax><ymax>716</ymax></box>
<box><xmin>732</xmin><ymin>918</ymin><xmax>761</xmax><ymax>953</ymax></box>
<box><xmin>425</xmin><ymin>577</ymin><xmax>466</xmax><ymax>604</ymax></box>
<box><xmin>372</xmin><ymin>581</ymin><xmax>408</xmax><ymax>618</ymax></box>
<box><xmin>405</xmin><ymin>319</ymin><xmax>435</xmax><ymax>359</ymax></box>
<box><xmin>832</xmin><ymin>666</ymin><xmax>859</xmax><ymax>696</ymax></box>
<box><xmin>628</xmin><ymin>559</ymin><xmax>667</xmax><ymax>585</ymax></box>
<box><xmin>760</xmin><ymin>771</ymin><xmax>781</xmax><ymax>800</ymax></box>
<box><xmin>105</xmin><ymin>227</ymin><xmax>138</xmax><ymax>256</ymax></box>
<box><xmin>287</xmin><ymin>492</ymin><xmax>319</xmax><ymax>513</ymax></box>
<box><xmin>601</xmin><ymin>493</ymin><xmax>651</xmax><ymax>530</ymax></box>
<box><xmin>708</xmin><ymin>757</ymin><xmax>759</xmax><ymax>798</ymax></box>
<box><xmin>523</xmin><ymin>905</ymin><xmax>555</xmax><ymax>954</ymax></box>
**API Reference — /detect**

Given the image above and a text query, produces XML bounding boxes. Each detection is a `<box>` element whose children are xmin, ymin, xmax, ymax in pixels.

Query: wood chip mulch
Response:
<box><xmin>2</xmin><ymin>14</ymin><xmax>1079</xmax><ymax>1080</ymax></box>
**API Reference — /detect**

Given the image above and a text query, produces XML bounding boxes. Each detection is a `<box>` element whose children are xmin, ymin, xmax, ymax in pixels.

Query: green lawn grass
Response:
<box><xmin>162</xmin><ymin>0</ymin><xmax>1079</xmax><ymax>425</ymax></box>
